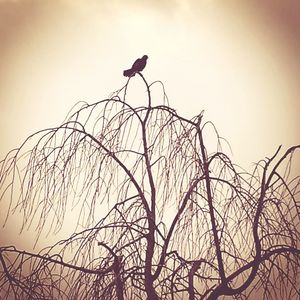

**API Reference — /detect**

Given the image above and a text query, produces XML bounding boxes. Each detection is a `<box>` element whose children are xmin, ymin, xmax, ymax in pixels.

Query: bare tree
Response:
<box><xmin>0</xmin><ymin>74</ymin><xmax>299</xmax><ymax>299</ymax></box>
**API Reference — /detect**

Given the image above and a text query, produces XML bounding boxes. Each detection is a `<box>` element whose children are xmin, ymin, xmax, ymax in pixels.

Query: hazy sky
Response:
<box><xmin>0</xmin><ymin>0</ymin><xmax>300</xmax><ymax>248</ymax></box>
<box><xmin>1</xmin><ymin>0</ymin><xmax>300</xmax><ymax>164</ymax></box>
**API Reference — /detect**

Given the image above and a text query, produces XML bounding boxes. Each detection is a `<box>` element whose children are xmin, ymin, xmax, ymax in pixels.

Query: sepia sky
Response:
<box><xmin>0</xmin><ymin>0</ymin><xmax>300</xmax><ymax>249</ymax></box>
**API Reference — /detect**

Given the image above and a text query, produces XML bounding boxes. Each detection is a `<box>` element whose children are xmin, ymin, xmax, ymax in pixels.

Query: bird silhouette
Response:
<box><xmin>123</xmin><ymin>55</ymin><xmax>148</xmax><ymax>77</ymax></box>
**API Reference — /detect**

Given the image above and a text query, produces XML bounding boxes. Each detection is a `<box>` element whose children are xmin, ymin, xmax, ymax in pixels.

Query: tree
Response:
<box><xmin>0</xmin><ymin>74</ymin><xmax>299</xmax><ymax>300</ymax></box>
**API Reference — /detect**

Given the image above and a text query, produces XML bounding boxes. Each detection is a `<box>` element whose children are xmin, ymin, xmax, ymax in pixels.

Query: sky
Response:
<box><xmin>0</xmin><ymin>0</ymin><xmax>299</xmax><ymax>249</ymax></box>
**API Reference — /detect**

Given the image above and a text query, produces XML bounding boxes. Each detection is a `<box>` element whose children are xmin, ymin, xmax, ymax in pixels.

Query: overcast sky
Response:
<box><xmin>0</xmin><ymin>0</ymin><xmax>299</xmax><ymax>248</ymax></box>
<box><xmin>1</xmin><ymin>0</ymin><xmax>300</xmax><ymax>164</ymax></box>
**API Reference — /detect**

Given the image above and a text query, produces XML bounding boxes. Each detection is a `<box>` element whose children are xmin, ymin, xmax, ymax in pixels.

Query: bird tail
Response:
<box><xmin>123</xmin><ymin>68</ymin><xmax>135</xmax><ymax>77</ymax></box>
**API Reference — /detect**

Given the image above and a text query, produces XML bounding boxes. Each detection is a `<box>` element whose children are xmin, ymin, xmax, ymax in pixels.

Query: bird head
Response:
<box><xmin>143</xmin><ymin>55</ymin><xmax>148</xmax><ymax>60</ymax></box>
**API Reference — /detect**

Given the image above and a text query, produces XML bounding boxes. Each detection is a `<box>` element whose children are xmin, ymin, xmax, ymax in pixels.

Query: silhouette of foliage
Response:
<box><xmin>0</xmin><ymin>74</ymin><xmax>299</xmax><ymax>299</ymax></box>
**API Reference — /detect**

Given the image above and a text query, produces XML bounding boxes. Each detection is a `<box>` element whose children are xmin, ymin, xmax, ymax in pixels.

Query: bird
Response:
<box><xmin>123</xmin><ymin>55</ymin><xmax>148</xmax><ymax>77</ymax></box>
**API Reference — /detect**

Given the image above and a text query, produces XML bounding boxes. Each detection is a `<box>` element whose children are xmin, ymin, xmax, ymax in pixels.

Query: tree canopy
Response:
<box><xmin>0</xmin><ymin>74</ymin><xmax>299</xmax><ymax>299</ymax></box>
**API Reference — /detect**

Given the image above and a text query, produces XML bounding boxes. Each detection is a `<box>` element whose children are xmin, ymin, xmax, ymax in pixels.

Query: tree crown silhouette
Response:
<box><xmin>0</xmin><ymin>73</ymin><xmax>299</xmax><ymax>300</ymax></box>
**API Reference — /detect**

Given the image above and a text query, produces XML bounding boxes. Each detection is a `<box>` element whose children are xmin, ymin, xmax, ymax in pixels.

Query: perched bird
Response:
<box><xmin>123</xmin><ymin>55</ymin><xmax>148</xmax><ymax>77</ymax></box>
